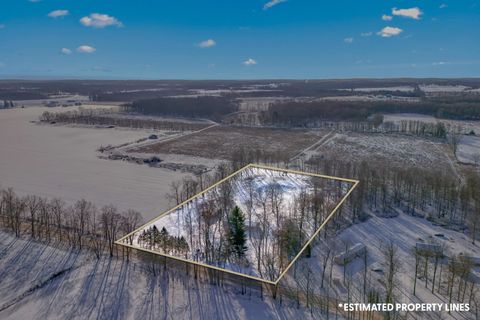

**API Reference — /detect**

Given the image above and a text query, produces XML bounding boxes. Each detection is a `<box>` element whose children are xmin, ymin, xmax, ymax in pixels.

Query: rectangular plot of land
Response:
<box><xmin>116</xmin><ymin>164</ymin><xmax>357</xmax><ymax>284</ymax></box>
<box><xmin>132</xmin><ymin>126</ymin><xmax>324</xmax><ymax>160</ymax></box>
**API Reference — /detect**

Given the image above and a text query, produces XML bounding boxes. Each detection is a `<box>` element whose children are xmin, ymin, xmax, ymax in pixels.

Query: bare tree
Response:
<box><xmin>101</xmin><ymin>205</ymin><xmax>121</xmax><ymax>257</ymax></box>
<box><xmin>50</xmin><ymin>198</ymin><xmax>65</xmax><ymax>240</ymax></box>
<box><xmin>448</xmin><ymin>125</ymin><xmax>463</xmax><ymax>157</ymax></box>
<box><xmin>121</xmin><ymin>209</ymin><xmax>143</xmax><ymax>245</ymax></box>
<box><xmin>73</xmin><ymin>199</ymin><xmax>95</xmax><ymax>249</ymax></box>
<box><xmin>26</xmin><ymin>195</ymin><xmax>42</xmax><ymax>238</ymax></box>
<box><xmin>383</xmin><ymin>242</ymin><xmax>401</xmax><ymax>304</ymax></box>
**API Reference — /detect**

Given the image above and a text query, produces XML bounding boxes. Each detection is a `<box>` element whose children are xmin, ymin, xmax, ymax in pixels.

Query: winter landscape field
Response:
<box><xmin>1</xmin><ymin>78</ymin><xmax>480</xmax><ymax>320</ymax></box>
<box><xmin>0</xmin><ymin>105</ymin><xmax>189</xmax><ymax>219</ymax></box>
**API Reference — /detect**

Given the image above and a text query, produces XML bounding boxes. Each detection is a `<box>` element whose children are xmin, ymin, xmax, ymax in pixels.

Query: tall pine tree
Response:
<box><xmin>228</xmin><ymin>206</ymin><xmax>247</xmax><ymax>258</ymax></box>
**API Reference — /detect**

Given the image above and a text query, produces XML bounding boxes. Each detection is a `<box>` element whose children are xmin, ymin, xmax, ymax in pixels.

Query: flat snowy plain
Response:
<box><xmin>0</xmin><ymin>106</ymin><xmax>188</xmax><ymax>220</ymax></box>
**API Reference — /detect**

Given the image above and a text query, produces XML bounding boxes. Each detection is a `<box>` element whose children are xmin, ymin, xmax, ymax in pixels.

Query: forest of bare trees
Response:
<box><xmin>0</xmin><ymin>188</ymin><xmax>143</xmax><ymax>258</ymax></box>
<box><xmin>159</xmin><ymin>148</ymin><xmax>480</xmax><ymax>316</ymax></box>
<box><xmin>133</xmin><ymin>166</ymin><xmax>347</xmax><ymax>283</ymax></box>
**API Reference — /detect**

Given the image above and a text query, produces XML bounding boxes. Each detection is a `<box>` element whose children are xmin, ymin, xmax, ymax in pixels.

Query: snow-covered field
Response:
<box><xmin>319</xmin><ymin>95</ymin><xmax>419</xmax><ymax>102</ymax></box>
<box><xmin>383</xmin><ymin>113</ymin><xmax>438</xmax><ymax>123</ymax></box>
<box><xmin>125</xmin><ymin>166</ymin><xmax>353</xmax><ymax>282</ymax></box>
<box><xmin>338</xmin><ymin>86</ymin><xmax>415</xmax><ymax>92</ymax></box>
<box><xmin>458</xmin><ymin>136</ymin><xmax>480</xmax><ymax>164</ymax></box>
<box><xmin>419</xmin><ymin>84</ymin><xmax>472</xmax><ymax>93</ymax></box>
<box><xmin>0</xmin><ymin>106</ymin><xmax>189</xmax><ymax>220</ymax></box>
<box><xmin>314</xmin><ymin>132</ymin><xmax>452</xmax><ymax>171</ymax></box>
<box><xmin>0</xmin><ymin>231</ymin><xmax>330</xmax><ymax>320</ymax></box>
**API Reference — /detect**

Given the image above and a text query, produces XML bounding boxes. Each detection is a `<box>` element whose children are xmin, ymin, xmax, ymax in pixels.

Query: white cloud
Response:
<box><xmin>432</xmin><ymin>61</ymin><xmax>449</xmax><ymax>66</ymax></box>
<box><xmin>77</xmin><ymin>45</ymin><xmax>96</xmax><ymax>53</ymax></box>
<box><xmin>198</xmin><ymin>39</ymin><xmax>216</xmax><ymax>48</ymax></box>
<box><xmin>361</xmin><ymin>32</ymin><xmax>372</xmax><ymax>37</ymax></box>
<box><xmin>263</xmin><ymin>0</ymin><xmax>287</xmax><ymax>10</ymax></box>
<box><xmin>439</xmin><ymin>4</ymin><xmax>448</xmax><ymax>9</ymax></box>
<box><xmin>243</xmin><ymin>58</ymin><xmax>257</xmax><ymax>66</ymax></box>
<box><xmin>48</xmin><ymin>10</ymin><xmax>69</xmax><ymax>18</ymax></box>
<box><xmin>392</xmin><ymin>7</ymin><xmax>423</xmax><ymax>20</ymax></box>
<box><xmin>80</xmin><ymin>13</ymin><xmax>123</xmax><ymax>28</ymax></box>
<box><xmin>61</xmin><ymin>48</ymin><xmax>72</xmax><ymax>55</ymax></box>
<box><xmin>382</xmin><ymin>14</ymin><xmax>393</xmax><ymax>21</ymax></box>
<box><xmin>377</xmin><ymin>26</ymin><xmax>403</xmax><ymax>38</ymax></box>
<box><xmin>344</xmin><ymin>37</ymin><xmax>354</xmax><ymax>44</ymax></box>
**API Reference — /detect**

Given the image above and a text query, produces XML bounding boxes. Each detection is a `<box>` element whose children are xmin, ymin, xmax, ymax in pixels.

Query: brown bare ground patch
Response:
<box><xmin>132</xmin><ymin>126</ymin><xmax>325</xmax><ymax>159</ymax></box>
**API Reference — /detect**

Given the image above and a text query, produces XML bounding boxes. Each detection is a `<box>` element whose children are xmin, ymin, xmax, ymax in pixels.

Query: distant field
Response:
<box><xmin>313</xmin><ymin>132</ymin><xmax>453</xmax><ymax>172</ymax></box>
<box><xmin>458</xmin><ymin>136</ymin><xmax>480</xmax><ymax>164</ymax></box>
<box><xmin>133</xmin><ymin>126</ymin><xmax>325</xmax><ymax>160</ymax></box>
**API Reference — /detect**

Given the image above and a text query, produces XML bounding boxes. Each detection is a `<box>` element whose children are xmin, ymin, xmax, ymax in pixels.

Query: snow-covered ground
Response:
<box><xmin>126</xmin><ymin>166</ymin><xmax>352</xmax><ymax>281</ymax></box>
<box><xmin>458</xmin><ymin>136</ymin><xmax>480</xmax><ymax>165</ymax></box>
<box><xmin>283</xmin><ymin>212</ymin><xmax>479</xmax><ymax>319</ymax></box>
<box><xmin>338</xmin><ymin>86</ymin><xmax>415</xmax><ymax>92</ymax></box>
<box><xmin>419</xmin><ymin>84</ymin><xmax>472</xmax><ymax>93</ymax></box>
<box><xmin>0</xmin><ymin>106</ymin><xmax>189</xmax><ymax>220</ymax></box>
<box><xmin>383</xmin><ymin>113</ymin><xmax>438</xmax><ymax>123</ymax></box>
<box><xmin>0</xmin><ymin>231</ymin><xmax>332</xmax><ymax>320</ymax></box>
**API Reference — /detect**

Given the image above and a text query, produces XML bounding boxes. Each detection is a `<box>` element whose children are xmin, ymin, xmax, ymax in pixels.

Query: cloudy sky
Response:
<box><xmin>0</xmin><ymin>0</ymin><xmax>479</xmax><ymax>79</ymax></box>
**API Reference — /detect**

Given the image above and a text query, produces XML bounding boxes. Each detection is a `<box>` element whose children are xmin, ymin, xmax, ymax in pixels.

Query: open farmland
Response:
<box><xmin>132</xmin><ymin>126</ymin><xmax>326</xmax><ymax>160</ymax></box>
<box><xmin>0</xmin><ymin>106</ymin><xmax>189</xmax><ymax>220</ymax></box>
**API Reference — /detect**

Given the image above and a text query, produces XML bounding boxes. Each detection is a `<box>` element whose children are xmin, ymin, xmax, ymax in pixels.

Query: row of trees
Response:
<box><xmin>0</xmin><ymin>187</ymin><xmax>143</xmax><ymax>258</ymax></box>
<box><xmin>39</xmin><ymin>108</ymin><xmax>209</xmax><ymax>132</ymax></box>
<box><xmin>138</xmin><ymin>225</ymin><xmax>190</xmax><ymax>258</ymax></box>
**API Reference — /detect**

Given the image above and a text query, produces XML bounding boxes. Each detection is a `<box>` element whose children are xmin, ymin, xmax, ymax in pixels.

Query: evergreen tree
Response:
<box><xmin>228</xmin><ymin>206</ymin><xmax>247</xmax><ymax>258</ymax></box>
<box><xmin>178</xmin><ymin>236</ymin><xmax>189</xmax><ymax>257</ymax></box>
<box><xmin>159</xmin><ymin>227</ymin><xmax>169</xmax><ymax>252</ymax></box>
<box><xmin>150</xmin><ymin>225</ymin><xmax>161</xmax><ymax>248</ymax></box>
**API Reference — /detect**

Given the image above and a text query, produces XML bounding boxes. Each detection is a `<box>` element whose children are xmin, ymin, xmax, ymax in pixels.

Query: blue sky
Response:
<box><xmin>0</xmin><ymin>0</ymin><xmax>479</xmax><ymax>79</ymax></box>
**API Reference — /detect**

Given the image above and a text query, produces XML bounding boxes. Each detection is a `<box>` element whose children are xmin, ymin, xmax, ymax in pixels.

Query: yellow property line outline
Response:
<box><xmin>115</xmin><ymin>163</ymin><xmax>359</xmax><ymax>285</ymax></box>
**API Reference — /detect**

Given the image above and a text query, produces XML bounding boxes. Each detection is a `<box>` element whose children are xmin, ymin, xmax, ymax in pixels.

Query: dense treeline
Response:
<box><xmin>261</xmin><ymin>99</ymin><xmax>480</xmax><ymax>126</ymax></box>
<box><xmin>0</xmin><ymin>91</ymin><xmax>47</xmax><ymax>100</ymax></box>
<box><xmin>40</xmin><ymin>108</ymin><xmax>210</xmax><ymax>131</ymax></box>
<box><xmin>124</xmin><ymin>96</ymin><xmax>237</xmax><ymax>120</ymax></box>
